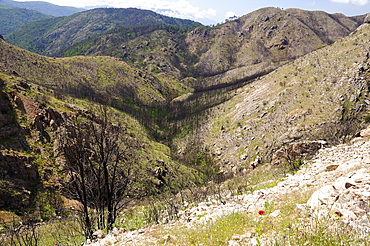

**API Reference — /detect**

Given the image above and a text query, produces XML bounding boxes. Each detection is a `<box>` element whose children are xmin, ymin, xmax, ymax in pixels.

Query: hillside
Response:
<box><xmin>6</xmin><ymin>8</ymin><xmax>365</xmax><ymax>82</ymax></box>
<box><xmin>28</xmin><ymin>7</ymin><xmax>365</xmax><ymax>83</ymax></box>
<box><xmin>5</xmin><ymin>8</ymin><xmax>203</xmax><ymax>57</ymax></box>
<box><xmin>174</xmin><ymin>19</ymin><xmax>370</xmax><ymax>174</ymax></box>
<box><xmin>0</xmin><ymin>34</ymin><xmax>202</xmax><ymax>221</ymax></box>
<box><xmin>0</xmin><ymin>0</ymin><xmax>83</xmax><ymax>17</ymax></box>
<box><xmin>187</xmin><ymin>8</ymin><xmax>365</xmax><ymax>77</ymax></box>
<box><xmin>0</xmin><ymin>5</ymin><xmax>51</xmax><ymax>35</ymax></box>
<box><xmin>0</xmin><ymin>7</ymin><xmax>369</xmax><ymax>245</ymax></box>
<box><xmin>85</xmin><ymin>21</ymin><xmax>370</xmax><ymax>246</ymax></box>
<box><xmin>90</xmin><ymin>126</ymin><xmax>370</xmax><ymax>245</ymax></box>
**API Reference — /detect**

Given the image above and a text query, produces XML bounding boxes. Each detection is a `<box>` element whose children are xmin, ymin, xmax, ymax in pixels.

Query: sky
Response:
<box><xmin>16</xmin><ymin>0</ymin><xmax>370</xmax><ymax>24</ymax></box>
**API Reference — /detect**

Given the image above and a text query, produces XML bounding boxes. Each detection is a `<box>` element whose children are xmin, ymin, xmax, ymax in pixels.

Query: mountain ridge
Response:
<box><xmin>0</xmin><ymin>4</ymin><xmax>51</xmax><ymax>35</ymax></box>
<box><xmin>0</xmin><ymin>0</ymin><xmax>84</xmax><ymax>16</ymax></box>
<box><xmin>5</xmin><ymin>7</ymin><xmax>203</xmax><ymax>57</ymax></box>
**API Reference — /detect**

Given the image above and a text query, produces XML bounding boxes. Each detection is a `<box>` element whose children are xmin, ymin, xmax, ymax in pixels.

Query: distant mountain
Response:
<box><xmin>0</xmin><ymin>5</ymin><xmax>51</xmax><ymax>35</ymax></box>
<box><xmin>54</xmin><ymin>8</ymin><xmax>366</xmax><ymax>82</ymax></box>
<box><xmin>5</xmin><ymin>7</ymin><xmax>203</xmax><ymax>56</ymax></box>
<box><xmin>0</xmin><ymin>0</ymin><xmax>84</xmax><ymax>16</ymax></box>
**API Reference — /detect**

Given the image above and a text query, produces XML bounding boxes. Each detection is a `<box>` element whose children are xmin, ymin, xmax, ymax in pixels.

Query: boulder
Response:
<box><xmin>307</xmin><ymin>185</ymin><xmax>338</xmax><ymax>209</ymax></box>
<box><xmin>92</xmin><ymin>230</ymin><xmax>106</xmax><ymax>239</ymax></box>
<box><xmin>360</xmin><ymin>126</ymin><xmax>370</xmax><ymax>137</ymax></box>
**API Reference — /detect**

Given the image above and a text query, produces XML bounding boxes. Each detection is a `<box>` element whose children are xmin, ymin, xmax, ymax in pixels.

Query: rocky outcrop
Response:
<box><xmin>0</xmin><ymin>152</ymin><xmax>38</xmax><ymax>210</ymax></box>
<box><xmin>0</xmin><ymin>152</ymin><xmax>37</xmax><ymax>182</ymax></box>
<box><xmin>0</xmin><ymin>89</ymin><xmax>22</xmax><ymax>142</ymax></box>
<box><xmin>364</xmin><ymin>14</ymin><xmax>370</xmax><ymax>24</ymax></box>
<box><xmin>271</xmin><ymin>140</ymin><xmax>327</xmax><ymax>166</ymax></box>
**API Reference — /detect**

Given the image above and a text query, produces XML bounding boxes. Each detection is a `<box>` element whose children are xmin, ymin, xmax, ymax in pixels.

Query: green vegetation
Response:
<box><xmin>0</xmin><ymin>5</ymin><xmax>51</xmax><ymax>35</ymax></box>
<box><xmin>162</xmin><ymin>212</ymin><xmax>248</xmax><ymax>245</ymax></box>
<box><xmin>0</xmin><ymin>0</ymin><xmax>83</xmax><ymax>17</ymax></box>
<box><xmin>5</xmin><ymin>8</ymin><xmax>202</xmax><ymax>57</ymax></box>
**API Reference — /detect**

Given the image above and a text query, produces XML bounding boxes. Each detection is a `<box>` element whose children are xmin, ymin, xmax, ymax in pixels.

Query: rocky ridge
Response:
<box><xmin>86</xmin><ymin>127</ymin><xmax>370</xmax><ymax>245</ymax></box>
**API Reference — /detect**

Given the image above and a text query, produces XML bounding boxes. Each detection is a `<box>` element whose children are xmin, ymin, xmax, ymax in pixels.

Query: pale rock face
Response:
<box><xmin>365</xmin><ymin>14</ymin><xmax>370</xmax><ymax>24</ymax></box>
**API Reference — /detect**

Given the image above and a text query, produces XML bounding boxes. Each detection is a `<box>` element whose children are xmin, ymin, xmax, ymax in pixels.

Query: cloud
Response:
<box><xmin>331</xmin><ymin>0</ymin><xmax>369</xmax><ymax>5</ymax></box>
<box><xmin>33</xmin><ymin>0</ymin><xmax>217</xmax><ymax>20</ymax></box>
<box><xmin>225</xmin><ymin>11</ymin><xmax>237</xmax><ymax>19</ymax></box>
<box><xmin>114</xmin><ymin>0</ymin><xmax>217</xmax><ymax>19</ymax></box>
<box><xmin>152</xmin><ymin>1</ymin><xmax>217</xmax><ymax>20</ymax></box>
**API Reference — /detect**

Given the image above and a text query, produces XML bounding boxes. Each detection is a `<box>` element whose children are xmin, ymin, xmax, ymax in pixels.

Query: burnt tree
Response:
<box><xmin>59</xmin><ymin>106</ymin><xmax>141</xmax><ymax>238</ymax></box>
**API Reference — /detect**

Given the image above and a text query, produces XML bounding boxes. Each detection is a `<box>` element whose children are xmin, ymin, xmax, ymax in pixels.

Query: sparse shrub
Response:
<box><xmin>1</xmin><ymin>219</ymin><xmax>40</xmax><ymax>246</ymax></box>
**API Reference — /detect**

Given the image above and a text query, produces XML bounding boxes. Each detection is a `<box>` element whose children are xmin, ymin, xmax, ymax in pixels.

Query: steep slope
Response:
<box><xmin>5</xmin><ymin>8</ymin><xmax>202</xmax><ymax>57</ymax></box>
<box><xmin>0</xmin><ymin>5</ymin><xmax>51</xmax><ymax>35</ymax></box>
<box><xmin>187</xmin><ymin>7</ymin><xmax>365</xmax><ymax>77</ymax></box>
<box><xmin>0</xmin><ymin>0</ymin><xmax>83</xmax><ymax>17</ymax></box>
<box><xmin>92</xmin><ymin>129</ymin><xmax>370</xmax><ymax>245</ymax></box>
<box><xmin>0</xmin><ymin>36</ymin><xmax>189</xmax><ymax>105</ymax></box>
<box><xmin>49</xmin><ymin>8</ymin><xmax>365</xmax><ymax>83</ymax></box>
<box><xmin>174</xmin><ymin>21</ymin><xmax>370</xmax><ymax>173</ymax></box>
<box><xmin>0</xmin><ymin>37</ymin><xmax>198</xmax><ymax>218</ymax></box>
<box><xmin>63</xmin><ymin>24</ymin><xmax>197</xmax><ymax>78</ymax></box>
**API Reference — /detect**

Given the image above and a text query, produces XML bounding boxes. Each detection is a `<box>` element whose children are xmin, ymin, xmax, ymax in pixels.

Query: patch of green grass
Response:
<box><xmin>160</xmin><ymin>212</ymin><xmax>248</xmax><ymax>245</ymax></box>
<box><xmin>37</xmin><ymin>218</ymin><xmax>84</xmax><ymax>246</ymax></box>
<box><xmin>119</xmin><ymin>206</ymin><xmax>148</xmax><ymax>231</ymax></box>
<box><xmin>272</xmin><ymin>211</ymin><xmax>370</xmax><ymax>246</ymax></box>
<box><xmin>224</xmin><ymin>165</ymin><xmax>287</xmax><ymax>195</ymax></box>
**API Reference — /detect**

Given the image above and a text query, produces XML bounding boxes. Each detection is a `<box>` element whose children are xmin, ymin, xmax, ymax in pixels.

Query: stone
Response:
<box><xmin>360</xmin><ymin>126</ymin><xmax>370</xmax><ymax>137</ymax></box>
<box><xmin>345</xmin><ymin>182</ymin><xmax>357</xmax><ymax>189</ymax></box>
<box><xmin>325</xmin><ymin>164</ymin><xmax>339</xmax><ymax>171</ymax></box>
<box><xmin>269</xmin><ymin>210</ymin><xmax>281</xmax><ymax>217</ymax></box>
<box><xmin>307</xmin><ymin>185</ymin><xmax>338</xmax><ymax>208</ymax></box>
<box><xmin>92</xmin><ymin>230</ymin><xmax>106</xmax><ymax>239</ymax></box>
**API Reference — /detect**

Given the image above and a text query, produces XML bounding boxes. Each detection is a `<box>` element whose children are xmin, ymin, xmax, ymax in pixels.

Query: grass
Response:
<box><xmin>118</xmin><ymin>206</ymin><xmax>148</xmax><ymax>231</ymax></box>
<box><xmin>158</xmin><ymin>212</ymin><xmax>248</xmax><ymax>245</ymax></box>
<box><xmin>161</xmin><ymin>187</ymin><xmax>369</xmax><ymax>246</ymax></box>
<box><xmin>0</xmin><ymin>211</ymin><xmax>20</xmax><ymax>224</ymax></box>
<box><xmin>139</xmin><ymin>157</ymin><xmax>370</xmax><ymax>245</ymax></box>
<box><xmin>37</xmin><ymin>218</ymin><xmax>84</xmax><ymax>246</ymax></box>
<box><xmin>224</xmin><ymin>164</ymin><xmax>287</xmax><ymax>195</ymax></box>
<box><xmin>0</xmin><ymin>217</ymin><xmax>84</xmax><ymax>246</ymax></box>
<box><xmin>1</xmin><ymin>157</ymin><xmax>368</xmax><ymax>246</ymax></box>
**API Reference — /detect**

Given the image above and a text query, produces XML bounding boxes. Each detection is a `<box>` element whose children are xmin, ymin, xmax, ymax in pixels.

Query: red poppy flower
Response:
<box><xmin>258</xmin><ymin>210</ymin><xmax>265</xmax><ymax>215</ymax></box>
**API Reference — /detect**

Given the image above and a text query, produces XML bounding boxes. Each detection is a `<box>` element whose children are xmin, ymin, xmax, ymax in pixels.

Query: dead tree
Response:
<box><xmin>59</xmin><ymin>106</ymin><xmax>141</xmax><ymax>239</ymax></box>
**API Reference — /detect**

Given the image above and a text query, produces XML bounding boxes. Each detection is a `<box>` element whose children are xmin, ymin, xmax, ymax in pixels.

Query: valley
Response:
<box><xmin>0</xmin><ymin>4</ymin><xmax>369</xmax><ymax>245</ymax></box>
